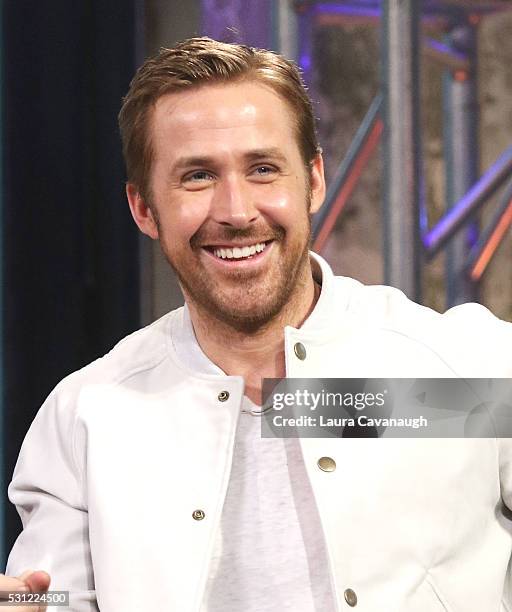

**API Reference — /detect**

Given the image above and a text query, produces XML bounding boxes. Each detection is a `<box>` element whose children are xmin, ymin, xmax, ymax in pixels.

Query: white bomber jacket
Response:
<box><xmin>6</xmin><ymin>252</ymin><xmax>512</xmax><ymax>612</ymax></box>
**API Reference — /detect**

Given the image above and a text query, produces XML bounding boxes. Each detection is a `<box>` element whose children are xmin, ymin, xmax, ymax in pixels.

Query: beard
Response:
<box><xmin>156</xmin><ymin>205</ymin><xmax>313</xmax><ymax>334</ymax></box>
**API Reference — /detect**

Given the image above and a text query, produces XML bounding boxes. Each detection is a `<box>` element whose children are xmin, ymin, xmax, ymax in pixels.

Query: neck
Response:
<box><xmin>185</xmin><ymin>262</ymin><xmax>320</xmax><ymax>405</ymax></box>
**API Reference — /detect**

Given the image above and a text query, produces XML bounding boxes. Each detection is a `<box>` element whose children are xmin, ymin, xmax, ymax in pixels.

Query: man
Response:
<box><xmin>2</xmin><ymin>37</ymin><xmax>512</xmax><ymax>611</ymax></box>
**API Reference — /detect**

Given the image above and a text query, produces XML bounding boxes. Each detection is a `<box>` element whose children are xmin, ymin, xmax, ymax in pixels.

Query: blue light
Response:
<box><xmin>300</xmin><ymin>54</ymin><xmax>312</xmax><ymax>71</ymax></box>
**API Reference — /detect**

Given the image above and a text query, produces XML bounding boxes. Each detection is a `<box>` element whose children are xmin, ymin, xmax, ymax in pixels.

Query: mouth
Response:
<box><xmin>201</xmin><ymin>240</ymin><xmax>275</xmax><ymax>268</ymax></box>
<box><xmin>202</xmin><ymin>240</ymin><xmax>273</xmax><ymax>262</ymax></box>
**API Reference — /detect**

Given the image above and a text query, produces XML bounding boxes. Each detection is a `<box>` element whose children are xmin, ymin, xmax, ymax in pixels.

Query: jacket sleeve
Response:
<box><xmin>5</xmin><ymin>378</ymin><xmax>98</xmax><ymax>612</ymax></box>
<box><xmin>488</xmin><ymin>316</ymin><xmax>512</xmax><ymax>611</ymax></box>
<box><xmin>494</xmin><ymin>314</ymin><xmax>512</xmax><ymax>510</ymax></box>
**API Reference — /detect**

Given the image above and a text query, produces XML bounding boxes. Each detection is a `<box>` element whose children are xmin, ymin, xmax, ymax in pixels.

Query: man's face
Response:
<box><xmin>128</xmin><ymin>81</ymin><xmax>325</xmax><ymax>331</ymax></box>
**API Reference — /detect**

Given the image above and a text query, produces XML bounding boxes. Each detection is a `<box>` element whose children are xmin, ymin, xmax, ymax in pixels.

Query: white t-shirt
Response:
<box><xmin>171</xmin><ymin>307</ymin><xmax>336</xmax><ymax>612</ymax></box>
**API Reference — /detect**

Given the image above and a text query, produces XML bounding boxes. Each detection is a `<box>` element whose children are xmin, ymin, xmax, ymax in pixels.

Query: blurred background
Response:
<box><xmin>0</xmin><ymin>0</ymin><xmax>511</xmax><ymax>565</ymax></box>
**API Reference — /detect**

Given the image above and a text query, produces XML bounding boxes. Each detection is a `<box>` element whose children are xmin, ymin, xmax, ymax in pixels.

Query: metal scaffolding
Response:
<box><xmin>201</xmin><ymin>0</ymin><xmax>512</xmax><ymax>306</ymax></box>
<box><xmin>381</xmin><ymin>0</ymin><xmax>422</xmax><ymax>300</ymax></box>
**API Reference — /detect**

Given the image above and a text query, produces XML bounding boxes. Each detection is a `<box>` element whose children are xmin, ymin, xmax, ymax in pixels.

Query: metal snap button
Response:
<box><xmin>192</xmin><ymin>509</ymin><xmax>205</xmax><ymax>521</ymax></box>
<box><xmin>344</xmin><ymin>588</ymin><xmax>357</xmax><ymax>607</ymax></box>
<box><xmin>343</xmin><ymin>589</ymin><xmax>357</xmax><ymax>608</ymax></box>
<box><xmin>218</xmin><ymin>390</ymin><xmax>230</xmax><ymax>402</ymax></box>
<box><xmin>317</xmin><ymin>456</ymin><xmax>336</xmax><ymax>472</ymax></box>
<box><xmin>294</xmin><ymin>342</ymin><xmax>306</xmax><ymax>360</ymax></box>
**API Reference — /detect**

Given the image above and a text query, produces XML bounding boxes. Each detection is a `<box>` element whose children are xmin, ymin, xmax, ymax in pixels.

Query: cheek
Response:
<box><xmin>160</xmin><ymin>198</ymin><xmax>211</xmax><ymax>243</ymax></box>
<box><xmin>258</xmin><ymin>183</ymin><xmax>308</xmax><ymax>226</ymax></box>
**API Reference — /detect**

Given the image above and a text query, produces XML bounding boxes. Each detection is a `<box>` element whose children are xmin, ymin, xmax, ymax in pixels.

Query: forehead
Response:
<box><xmin>150</xmin><ymin>81</ymin><xmax>299</xmax><ymax>161</ymax></box>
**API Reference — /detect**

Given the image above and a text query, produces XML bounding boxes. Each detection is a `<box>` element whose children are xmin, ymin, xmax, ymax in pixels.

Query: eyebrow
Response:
<box><xmin>171</xmin><ymin>148</ymin><xmax>288</xmax><ymax>173</ymax></box>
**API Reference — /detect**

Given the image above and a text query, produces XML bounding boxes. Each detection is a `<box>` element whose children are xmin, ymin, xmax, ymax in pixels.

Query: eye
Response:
<box><xmin>252</xmin><ymin>165</ymin><xmax>277</xmax><ymax>181</ymax></box>
<box><xmin>184</xmin><ymin>170</ymin><xmax>215</xmax><ymax>183</ymax></box>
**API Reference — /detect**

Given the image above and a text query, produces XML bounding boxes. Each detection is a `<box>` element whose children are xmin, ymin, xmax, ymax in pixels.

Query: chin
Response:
<box><xmin>212</xmin><ymin>299</ymin><xmax>285</xmax><ymax>333</ymax></box>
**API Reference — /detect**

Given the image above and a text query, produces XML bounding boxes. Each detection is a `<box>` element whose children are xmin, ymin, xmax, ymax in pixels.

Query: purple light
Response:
<box><xmin>423</xmin><ymin>146</ymin><xmax>512</xmax><ymax>254</ymax></box>
<box><xmin>299</xmin><ymin>53</ymin><xmax>312</xmax><ymax>71</ymax></box>
<box><xmin>425</xmin><ymin>37</ymin><xmax>468</xmax><ymax>65</ymax></box>
<box><xmin>313</xmin><ymin>3</ymin><xmax>381</xmax><ymax>18</ymax></box>
<box><xmin>467</xmin><ymin>223</ymin><xmax>479</xmax><ymax>249</ymax></box>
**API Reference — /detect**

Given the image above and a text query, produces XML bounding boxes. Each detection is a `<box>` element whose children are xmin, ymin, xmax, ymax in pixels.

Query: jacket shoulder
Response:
<box><xmin>339</xmin><ymin>276</ymin><xmax>509</xmax><ymax>329</ymax></box>
<box><xmin>21</xmin><ymin>309</ymin><xmax>179</xmax><ymax>471</ymax></box>
<box><xmin>55</xmin><ymin>308</ymin><xmax>178</xmax><ymax>394</ymax></box>
<box><xmin>334</xmin><ymin>277</ymin><xmax>512</xmax><ymax>375</ymax></box>
<box><xmin>331</xmin><ymin>276</ymin><xmax>443</xmax><ymax>330</ymax></box>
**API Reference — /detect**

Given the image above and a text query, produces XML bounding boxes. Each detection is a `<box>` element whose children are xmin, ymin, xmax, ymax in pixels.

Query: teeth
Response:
<box><xmin>212</xmin><ymin>241</ymin><xmax>267</xmax><ymax>260</ymax></box>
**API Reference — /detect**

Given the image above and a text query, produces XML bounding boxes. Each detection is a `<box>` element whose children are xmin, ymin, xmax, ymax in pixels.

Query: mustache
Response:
<box><xmin>190</xmin><ymin>225</ymin><xmax>285</xmax><ymax>248</ymax></box>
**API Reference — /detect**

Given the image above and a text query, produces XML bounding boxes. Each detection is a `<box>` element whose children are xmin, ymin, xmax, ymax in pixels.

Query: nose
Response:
<box><xmin>210</xmin><ymin>174</ymin><xmax>259</xmax><ymax>228</ymax></box>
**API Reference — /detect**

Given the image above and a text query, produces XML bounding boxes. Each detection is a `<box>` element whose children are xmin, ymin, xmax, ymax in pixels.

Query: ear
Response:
<box><xmin>126</xmin><ymin>183</ymin><xmax>159</xmax><ymax>240</ymax></box>
<box><xmin>308</xmin><ymin>153</ymin><xmax>326</xmax><ymax>215</ymax></box>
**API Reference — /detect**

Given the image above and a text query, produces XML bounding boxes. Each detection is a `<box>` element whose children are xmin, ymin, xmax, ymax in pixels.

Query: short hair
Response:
<box><xmin>118</xmin><ymin>37</ymin><xmax>320</xmax><ymax>201</ymax></box>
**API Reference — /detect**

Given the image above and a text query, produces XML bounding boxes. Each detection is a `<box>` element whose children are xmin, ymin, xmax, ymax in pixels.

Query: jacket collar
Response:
<box><xmin>169</xmin><ymin>250</ymin><xmax>352</xmax><ymax>375</ymax></box>
<box><xmin>298</xmin><ymin>251</ymin><xmax>352</xmax><ymax>334</ymax></box>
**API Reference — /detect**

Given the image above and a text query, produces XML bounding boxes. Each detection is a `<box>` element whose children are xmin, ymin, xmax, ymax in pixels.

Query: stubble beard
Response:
<box><xmin>157</xmin><ymin>215</ymin><xmax>313</xmax><ymax>335</ymax></box>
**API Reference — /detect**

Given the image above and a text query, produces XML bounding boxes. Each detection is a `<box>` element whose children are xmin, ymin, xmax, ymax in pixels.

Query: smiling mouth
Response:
<box><xmin>203</xmin><ymin>240</ymin><xmax>272</xmax><ymax>261</ymax></box>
